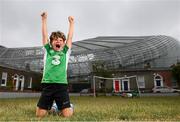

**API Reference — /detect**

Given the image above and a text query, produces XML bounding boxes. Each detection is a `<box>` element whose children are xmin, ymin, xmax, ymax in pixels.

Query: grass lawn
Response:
<box><xmin>0</xmin><ymin>96</ymin><xmax>180</xmax><ymax>121</ymax></box>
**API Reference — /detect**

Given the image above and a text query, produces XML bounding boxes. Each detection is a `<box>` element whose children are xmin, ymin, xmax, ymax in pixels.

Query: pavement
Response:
<box><xmin>0</xmin><ymin>92</ymin><xmax>81</xmax><ymax>98</ymax></box>
<box><xmin>0</xmin><ymin>92</ymin><xmax>41</xmax><ymax>98</ymax></box>
<box><xmin>140</xmin><ymin>92</ymin><xmax>180</xmax><ymax>96</ymax></box>
<box><xmin>0</xmin><ymin>92</ymin><xmax>179</xmax><ymax>98</ymax></box>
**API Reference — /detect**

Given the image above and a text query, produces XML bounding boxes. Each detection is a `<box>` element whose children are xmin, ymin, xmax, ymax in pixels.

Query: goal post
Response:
<box><xmin>93</xmin><ymin>75</ymin><xmax>141</xmax><ymax>97</ymax></box>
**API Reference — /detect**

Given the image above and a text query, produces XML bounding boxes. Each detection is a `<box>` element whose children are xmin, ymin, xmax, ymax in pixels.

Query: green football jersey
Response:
<box><xmin>41</xmin><ymin>43</ymin><xmax>71</xmax><ymax>84</ymax></box>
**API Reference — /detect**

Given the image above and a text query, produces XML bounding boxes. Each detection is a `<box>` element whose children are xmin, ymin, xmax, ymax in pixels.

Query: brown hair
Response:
<box><xmin>49</xmin><ymin>31</ymin><xmax>66</xmax><ymax>44</ymax></box>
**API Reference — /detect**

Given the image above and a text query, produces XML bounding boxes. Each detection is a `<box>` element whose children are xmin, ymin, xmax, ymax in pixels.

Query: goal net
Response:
<box><xmin>93</xmin><ymin>75</ymin><xmax>141</xmax><ymax>97</ymax></box>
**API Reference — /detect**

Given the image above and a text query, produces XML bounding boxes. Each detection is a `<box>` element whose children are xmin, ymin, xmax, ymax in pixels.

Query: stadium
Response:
<box><xmin>0</xmin><ymin>35</ymin><xmax>180</xmax><ymax>92</ymax></box>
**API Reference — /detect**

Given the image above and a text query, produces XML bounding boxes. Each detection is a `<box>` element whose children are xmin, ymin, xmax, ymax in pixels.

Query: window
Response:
<box><xmin>28</xmin><ymin>77</ymin><xmax>32</xmax><ymax>88</ymax></box>
<box><xmin>171</xmin><ymin>78</ymin><xmax>178</xmax><ymax>87</ymax></box>
<box><xmin>1</xmin><ymin>72</ymin><xmax>7</xmax><ymax>86</ymax></box>
<box><xmin>137</xmin><ymin>76</ymin><xmax>145</xmax><ymax>88</ymax></box>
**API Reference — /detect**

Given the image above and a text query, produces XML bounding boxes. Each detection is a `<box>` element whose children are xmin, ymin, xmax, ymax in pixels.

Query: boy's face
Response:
<box><xmin>51</xmin><ymin>37</ymin><xmax>65</xmax><ymax>51</ymax></box>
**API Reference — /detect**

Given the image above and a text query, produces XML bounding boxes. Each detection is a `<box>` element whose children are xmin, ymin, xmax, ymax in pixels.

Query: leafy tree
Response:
<box><xmin>92</xmin><ymin>60</ymin><xmax>112</xmax><ymax>78</ymax></box>
<box><xmin>92</xmin><ymin>60</ymin><xmax>113</xmax><ymax>94</ymax></box>
<box><xmin>171</xmin><ymin>62</ymin><xmax>180</xmax><ymax>88</ymax></box>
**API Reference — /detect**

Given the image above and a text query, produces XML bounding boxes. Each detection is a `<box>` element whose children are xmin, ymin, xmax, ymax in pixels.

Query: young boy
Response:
<box><xmin>36</xmin><ymin>12</ymin><xmax>74</xmax><ymax>118</ymax></box>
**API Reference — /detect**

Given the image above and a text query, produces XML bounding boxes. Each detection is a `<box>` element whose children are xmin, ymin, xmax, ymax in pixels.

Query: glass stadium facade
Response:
<box><xmin>0</xmin><ymin>35</ymin><xmax>180</xmax><ymax>79</ymax></box>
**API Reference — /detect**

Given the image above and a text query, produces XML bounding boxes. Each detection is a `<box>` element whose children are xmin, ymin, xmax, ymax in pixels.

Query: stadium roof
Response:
<box><xmin>72</xmin><ymin>36</ymin><xmax>150</xmax><ymax>54</ymax></box>
<box><xmin>0</xmin><ymin>35</ymin><xmax>180</xmax><ymax>75</ymax></box>
<box><xmin>0</xmin><ymin>35</ymin><xmax>178</xmax><ymax>55</ymax></box>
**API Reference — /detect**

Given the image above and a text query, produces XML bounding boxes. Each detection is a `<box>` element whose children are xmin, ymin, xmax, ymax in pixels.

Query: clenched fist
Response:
<box><xmin>41</xmin><ymin>12</ymin><xmax>47</xmax><ymax>20</ymax></box>
<box><xmin>68</xmin><ymin>16</ymin><xmax>74</xmax><ymax>24</ymax></box>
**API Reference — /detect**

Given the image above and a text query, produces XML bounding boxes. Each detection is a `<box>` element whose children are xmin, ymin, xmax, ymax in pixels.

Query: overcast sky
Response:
<box><xmin>0</xmin><ymin>0</ymin><xmax>180</xmax><ymax>48</ymax></box>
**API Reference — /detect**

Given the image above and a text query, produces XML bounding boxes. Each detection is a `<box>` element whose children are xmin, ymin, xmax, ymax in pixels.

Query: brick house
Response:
<box><xmin>0</xmin><ymin>65</ymin><xmax>42</xmax><ymax>92</ymax></box>
<box><xmin>93</xmin><ymin>68</ymin><xmax>178</xmax><ymax>93</ymax></box>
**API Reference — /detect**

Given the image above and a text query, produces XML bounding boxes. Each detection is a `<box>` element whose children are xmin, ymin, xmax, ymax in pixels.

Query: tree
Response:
<box><xmin>92</xmin><ymin>60</ymin><xmax>113</xmax><ymax>94</ymax></box>
<box><xmin>92</xmin><ymin>60</ymin><xmax>112</xmax><ymax>78</ymax></box>
<box><xmin>171</xmin><ymin>62</ymin><xmax>180</xmax><ymax>88</ymax></box>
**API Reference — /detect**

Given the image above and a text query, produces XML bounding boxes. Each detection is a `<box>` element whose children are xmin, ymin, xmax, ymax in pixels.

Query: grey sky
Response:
<box><xmin>0</xmin><ymin>0</ymin><xmax>180</xmax><ymax>48</ymax></box>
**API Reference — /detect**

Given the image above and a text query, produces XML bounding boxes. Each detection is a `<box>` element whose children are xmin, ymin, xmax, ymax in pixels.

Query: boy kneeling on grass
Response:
<box><xmin>36</xmin><ymin>12</ymin><xmax>74</xmax><ymax>118</ymax></box>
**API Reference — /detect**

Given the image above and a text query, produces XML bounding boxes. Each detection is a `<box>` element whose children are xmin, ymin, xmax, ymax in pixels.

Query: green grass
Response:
<box><xmin>0</xmin><ymin>96</ymin><xmax>180</xmax><ymax>121</ymax></box>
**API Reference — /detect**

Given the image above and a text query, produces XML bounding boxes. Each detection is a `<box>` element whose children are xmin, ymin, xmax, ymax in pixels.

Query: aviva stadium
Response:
<box><xmin>0</xmin><ymin>35</ymin><xmax>180</xmax><ymax>73</ymax></box>
<box><xmin>0</xmin><ymin>35</ymin><xmax>180</xmax><ymax>91</ymax></box>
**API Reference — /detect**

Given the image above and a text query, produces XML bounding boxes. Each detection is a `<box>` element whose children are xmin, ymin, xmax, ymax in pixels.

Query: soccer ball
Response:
<box><xmin>127</xmin><ymin>93</ymin><xmax>133</xmax><ymax>97</ymax></box>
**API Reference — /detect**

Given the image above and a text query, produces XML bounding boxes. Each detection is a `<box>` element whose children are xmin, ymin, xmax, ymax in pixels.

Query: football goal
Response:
<box><xmin>93</xmin><ymin>75</ymin><xmax>141</xmax><ymax>97</ymax></box>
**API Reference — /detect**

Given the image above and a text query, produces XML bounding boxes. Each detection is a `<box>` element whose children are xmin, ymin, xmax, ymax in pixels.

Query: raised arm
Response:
<box><xmin>66</xmin><ymin>16</ymin><xmax>74</xmax><ymax>49</ymax></box>
<box><xmin>41</xmin><ymin>12</ymin><xmax>48</xmax><ymax>45</ymax></box>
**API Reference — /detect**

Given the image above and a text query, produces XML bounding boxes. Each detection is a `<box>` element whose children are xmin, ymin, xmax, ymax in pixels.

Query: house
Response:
<box><xmin>0</xmin><ymin>65</ymin><xmax>42</xmax><ymax>92</ymax></box>
<box><xmin>93</xmin><ymin>68</ymin><xmax>178</xmax><ymax>93</ymax></box>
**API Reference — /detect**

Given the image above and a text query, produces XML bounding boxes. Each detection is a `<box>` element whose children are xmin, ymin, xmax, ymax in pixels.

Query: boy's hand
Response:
<box><xmin>68</xmin><ymin>16</ymin><xmax>74</xmax><ymax>24</ymax></box>
<box><xmin>41</xmin><ymin>12</ymin><xmax>47</xmax><ymax>20</ymax></box>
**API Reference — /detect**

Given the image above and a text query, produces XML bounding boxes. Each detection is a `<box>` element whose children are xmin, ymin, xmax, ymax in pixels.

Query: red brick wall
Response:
<box><xmin>156</xmin><ymin>71</ymin><xmax>172</xmax><ymax>87</ymax></box>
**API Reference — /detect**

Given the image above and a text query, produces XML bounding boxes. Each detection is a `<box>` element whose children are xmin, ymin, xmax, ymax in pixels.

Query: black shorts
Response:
<box><xmin>37</xmin><ymin>83</ymin><xmax>71</xmax><ymax>111</ymax></box>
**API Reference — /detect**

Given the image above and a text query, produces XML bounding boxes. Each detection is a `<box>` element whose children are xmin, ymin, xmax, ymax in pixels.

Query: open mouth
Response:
<box><xmin>56</xmin><ymin>44</ymin><xmax>60</xmax><ymax>48</ymax></box>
